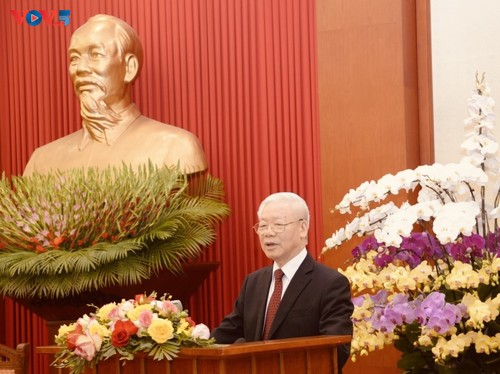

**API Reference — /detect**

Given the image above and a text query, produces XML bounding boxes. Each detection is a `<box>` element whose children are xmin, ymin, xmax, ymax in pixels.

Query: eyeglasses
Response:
<box><xmin>253</xmin><ymin>219</ymin><xmax>304</xmax><ymax>234</ymax></box>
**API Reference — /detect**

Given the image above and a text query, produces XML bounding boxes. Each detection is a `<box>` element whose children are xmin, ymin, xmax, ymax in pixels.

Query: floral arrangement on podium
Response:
<box><xmin>0</xmin><ymin>163</ymin><xmax>229</xmax><ymax>299</ymax></box>
<box><xmin>53</xmin><ymin>292</ymin><xmax>215</xmax><ymax>373</ymax></box>
<box><xmin>323</xmin><ymin>73</ymin><xmax>500</xmax><ymax>373</ymax></box>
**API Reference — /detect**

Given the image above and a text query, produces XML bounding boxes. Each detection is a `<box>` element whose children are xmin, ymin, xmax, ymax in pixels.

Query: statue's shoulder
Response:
<box><xmin>35</xmin><ymin>130</ymin><xmax>84</xmax><ymax>152</ymax></box>
<box><xmin>132</xmin><ymin>116</ymin><xmax>202</xmax><ymax>143</ymax></box>
<box><xmin>128</xmin><ymin>116</ymin><xmax>208</xmax><ymax>172</ymax></box>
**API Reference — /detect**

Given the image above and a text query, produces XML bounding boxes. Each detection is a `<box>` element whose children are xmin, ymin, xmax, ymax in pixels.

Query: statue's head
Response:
<box><xmin>68</xmin><ymin>14</ymin><xmax>143</xmax><ymax>103</ymax></box>
<box><xmin>68</xmin><ymin>15</ymin><xmax>144</xmax><ymax>135</ymax></box>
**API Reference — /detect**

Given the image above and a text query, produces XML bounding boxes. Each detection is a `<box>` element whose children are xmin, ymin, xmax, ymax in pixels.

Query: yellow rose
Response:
<box><xmin>56</xmin><ymin>323</ymin><xmax>76</xmax><ymax>339</ymax></box>
<box><xmin>148</xmin><ymin>319</ymin><xmax>174</xmax><ymax>344</ymax></box>
<box><xmin>96</xmin><ymin>303</ymin><xmax>116</xmax><ymax>321</ymax></box>
<box><xmin>88</xmin><ymin>321</ymin><xmax>110</xmax><ymax>338</ymax></box>
<box><xmin>127</xmin><ymin>304</ymin><xmax>153</xmax><ymax>321</ymax></box>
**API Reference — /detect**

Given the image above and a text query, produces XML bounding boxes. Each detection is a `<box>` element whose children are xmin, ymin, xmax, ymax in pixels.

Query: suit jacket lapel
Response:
<box><xmin>267</xmin><ymin>254</ymin><xmax>314</xmax><ymax>339</ymax></box>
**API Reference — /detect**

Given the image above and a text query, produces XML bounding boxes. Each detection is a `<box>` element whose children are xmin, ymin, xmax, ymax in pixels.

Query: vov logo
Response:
<box><xmin>10</xmin><ymin>10</ymin><xmax>71</xmax><ymax>26</ymax></box>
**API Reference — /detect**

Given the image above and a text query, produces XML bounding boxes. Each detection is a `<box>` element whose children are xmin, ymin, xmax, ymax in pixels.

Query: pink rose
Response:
<box><xmin>138</xmin><ymin>310</ymin><xmax>153</xmax><ymax>328</ymax></box>
<box><xmin>161</xmin><ymin>300</ymin><xmax>178</xmax><ymax>314</ymax></box>
<box><xmin>74</xmin><ymin>334</ymin><xmax>102</xmax><ymax>361</ymax></box>
<box><xmin>108</xmin><ymin>306</ymin><xmax>121</xmax><ymax>321</ymax></box>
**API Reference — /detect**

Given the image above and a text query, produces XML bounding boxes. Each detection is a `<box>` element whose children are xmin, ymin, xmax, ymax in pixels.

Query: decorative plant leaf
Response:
<box><xmin>149</xmin><ymin>341</ymin><xmax>181</xmax><ymax>360</ymax></box>
<box><xmin>0</xmin><ymin>164</ymin><xmax>229</xmax><ymax>298</ymax></box>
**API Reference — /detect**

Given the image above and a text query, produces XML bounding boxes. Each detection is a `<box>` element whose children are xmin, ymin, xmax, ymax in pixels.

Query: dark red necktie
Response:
<box><xmin>262</xmin><ymin>269</ymin><xmax>284</xmax><ymax>340</ymax></box>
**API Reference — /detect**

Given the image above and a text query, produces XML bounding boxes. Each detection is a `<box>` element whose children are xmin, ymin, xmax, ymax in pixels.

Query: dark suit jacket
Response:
<box><xmin>211</xmin><ymin>253</ymin><xmax>354</xmax><ymax>371</ymax></box>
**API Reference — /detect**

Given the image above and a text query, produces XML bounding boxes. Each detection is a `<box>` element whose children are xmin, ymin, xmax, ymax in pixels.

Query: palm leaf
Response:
<box><xmin>0</xmin><ymin>164</ymin><xmax>229</xmax><ymax>298</ymax></box>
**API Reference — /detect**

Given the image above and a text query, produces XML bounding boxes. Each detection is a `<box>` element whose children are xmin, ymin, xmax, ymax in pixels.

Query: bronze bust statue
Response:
<box><xmin>24</xmin><ymin>14</ymin><xmax>207</xmax><ymax>176</ymax></box>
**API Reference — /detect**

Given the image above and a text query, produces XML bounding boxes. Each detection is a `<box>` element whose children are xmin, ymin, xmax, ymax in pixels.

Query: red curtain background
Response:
<box><xmin>0</xmin><ymin>0</ymin><xmax>322</xmax><ymax>372</ymax></box>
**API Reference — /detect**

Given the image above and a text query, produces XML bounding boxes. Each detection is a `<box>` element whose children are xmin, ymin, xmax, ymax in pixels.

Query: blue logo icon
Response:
<box><xmin>59</xmin><ymin>10</ymin><xmax>71</xmax><ymax>26</ymax></box>
<box><xmin>26</xmin><ymin>10</ymin><xmax>42</xmax><ymax>26</ymax></box>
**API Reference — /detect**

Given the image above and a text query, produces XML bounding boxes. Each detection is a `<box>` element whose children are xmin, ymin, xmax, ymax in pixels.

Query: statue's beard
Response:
<box><xmin>77</xmin><ymin>80</ymin><xmax>122</xmax><ymax>145</ymax></box>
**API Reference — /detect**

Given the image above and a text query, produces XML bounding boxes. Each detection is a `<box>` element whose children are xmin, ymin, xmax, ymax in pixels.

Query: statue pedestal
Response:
<box><xmin>13</xmin><ymin>262</ymin><xmax>219</xmax><ymax>342</ymax></box>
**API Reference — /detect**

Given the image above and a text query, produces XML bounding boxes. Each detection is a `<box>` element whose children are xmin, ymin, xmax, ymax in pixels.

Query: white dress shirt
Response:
<box><xmin>265</xmin><ymin>248</ymin><xmax>307</xmax><ymax>311</ymax></box>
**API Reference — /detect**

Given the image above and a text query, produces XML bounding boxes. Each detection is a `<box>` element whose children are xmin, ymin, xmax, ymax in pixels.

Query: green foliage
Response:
<box><xmin>148</xmin><ymin>341</ymin><xmax>181</xmax><ymax>360</ymax></box>
<box><xmin>0</xmin><ymin>164</ymin><xmax>229</xmax><ymax>298</ymax></box>
<box><xmin>395</xmin><ymin>325</ymin><xmax>437</xmax><ymax>373</ymax></box>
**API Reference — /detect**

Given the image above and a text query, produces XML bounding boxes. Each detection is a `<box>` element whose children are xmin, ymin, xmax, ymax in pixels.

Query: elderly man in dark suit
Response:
<box><xmin>211</xmin><ymin>192</ymin><xmax>354</xmax><ymax>372</ymax></box>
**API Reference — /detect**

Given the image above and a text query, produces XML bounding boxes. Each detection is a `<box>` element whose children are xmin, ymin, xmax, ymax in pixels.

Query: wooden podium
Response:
<box><xmin>37</xmin><ymin>335</ymin><xmax>351</xmax><ymax>374</ymax></box>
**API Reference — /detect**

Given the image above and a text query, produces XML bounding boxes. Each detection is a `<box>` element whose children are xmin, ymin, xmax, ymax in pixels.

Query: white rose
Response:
<box><xmin>192</xmin><ymin>323</ymin><xmax>210</xmax><ymax>340</ymax></box>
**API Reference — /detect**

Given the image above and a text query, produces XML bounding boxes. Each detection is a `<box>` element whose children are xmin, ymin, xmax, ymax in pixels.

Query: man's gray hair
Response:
<box><xmin>257</xmin><ymin>192</ymin><xmax>310</xmax><ymax>224</ymax></box>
